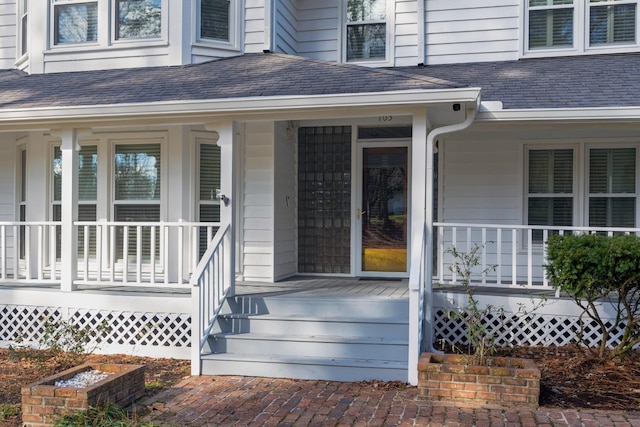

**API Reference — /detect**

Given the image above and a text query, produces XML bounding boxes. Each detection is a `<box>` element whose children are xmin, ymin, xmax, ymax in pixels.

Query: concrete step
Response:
<box><xmin>200</xmin><ymin>353</ymin><xmax>408</xmax><ymax>382</ymax></box>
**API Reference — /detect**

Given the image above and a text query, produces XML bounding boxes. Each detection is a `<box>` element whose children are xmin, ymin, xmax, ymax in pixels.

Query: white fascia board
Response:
<box><xmin>478</xmin><ymin>105</ymin><xmax>640</xmax><ymax>123</ymax></box>
<box><xmin>0</xmin><ymin>88</ymin><xmax>481</xmax><ymax>128</ymax></box>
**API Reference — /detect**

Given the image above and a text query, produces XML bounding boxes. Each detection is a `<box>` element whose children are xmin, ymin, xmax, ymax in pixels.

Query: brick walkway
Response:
<box><xmin>140</xmin><ymin>376</ymin><xmax>640</xmax><ymax>427</ymax></box>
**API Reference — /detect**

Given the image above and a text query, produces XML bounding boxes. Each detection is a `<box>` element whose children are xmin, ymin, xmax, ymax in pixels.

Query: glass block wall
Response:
<box><xmin>298</xmin><ymin>126</ymin><xmax>352</xmax><ymax>274</ymax></box>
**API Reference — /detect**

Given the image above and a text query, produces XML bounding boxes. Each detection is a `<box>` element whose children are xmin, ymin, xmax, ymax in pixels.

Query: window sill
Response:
<box><xmin>45</xmin><ymin>39</ymin><xmax>169</xmax><ymax>56</ymax></box>
<box><xmin>192</xmin><ymin>41</ymin><xmax>241</xmax><ymax>52</ymax></box>
<box><xmin>344</xmin><ymin>58</ymin><xmax>394</xmax><ymax>68</ymax></box>
<box><xmin>522</xmin><ymin>44</ymin><xmax>640</xmax><ymax>59</ymax></box>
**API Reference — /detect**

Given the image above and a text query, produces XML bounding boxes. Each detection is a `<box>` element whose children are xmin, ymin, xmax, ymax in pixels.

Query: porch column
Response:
<box><xmin>408</xmin><ymin>109</ymin><xmax>430</xmax><ymax>386</ymax></box>
<box><xmin>55</xmin><ymin>128</ymin><xmax>83</xmax><ymax>292</ymax></box>
<box><xmin>206</xmin><ymin>121</ymin><xmax>236</xmax><ymax>297</ymax></box>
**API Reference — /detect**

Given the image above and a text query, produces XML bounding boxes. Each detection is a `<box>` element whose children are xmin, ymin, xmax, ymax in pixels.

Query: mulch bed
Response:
<box><xmin>1</xmin><ymin>345</ymin><xmax>639</xmax><ymax>426</ymax></box>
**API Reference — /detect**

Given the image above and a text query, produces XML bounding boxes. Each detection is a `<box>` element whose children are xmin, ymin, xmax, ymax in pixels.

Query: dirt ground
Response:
<box><xmin>0</xmin><ymin>345</ymin><xmax>639</xmax><ymax>426</ymax></box>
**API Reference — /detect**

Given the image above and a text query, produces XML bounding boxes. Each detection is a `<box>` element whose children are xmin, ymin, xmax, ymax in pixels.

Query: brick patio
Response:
<box><xmin>140</xmin><ymin>376</ymin><xmax>640</xmax><ymax>426</ymax></box>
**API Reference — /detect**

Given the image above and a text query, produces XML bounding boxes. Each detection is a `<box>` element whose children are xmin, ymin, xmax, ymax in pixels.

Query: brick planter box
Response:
<box><xmin>21</xmin><ymin>363</ymin><xmax>145</xmax><ymax>427</ymax></box>
<box><xmin>418</xmin><ymin>352</ymin><xmax>540</xmax><ymax>409</ymax></box>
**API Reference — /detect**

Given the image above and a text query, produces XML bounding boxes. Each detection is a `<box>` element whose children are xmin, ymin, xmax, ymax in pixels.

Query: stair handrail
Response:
<box><xmin>190</xmin><ymin>222</ymin><xmax>232</xmax><ymax>375</ymax></box>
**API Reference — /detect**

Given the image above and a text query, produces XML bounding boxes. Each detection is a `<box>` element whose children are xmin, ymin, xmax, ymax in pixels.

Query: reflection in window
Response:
<box><xmin>116</xmin><ymin>0</ymin><xmax>161</xmax><ymax>39</ymax></box>
<box><xmin>528</xmin><ymin>0</ymin><xmax>574</xmax><ymax>49</ymax></box>
<box><xmin>590</xmin><ymin>1</ymin><xmax>636</xmax><ymax>46</ymax></box>
<box><xmin>346</xmin><ymin>0</ymin><xmax>386</xmax><ymax>61</ymax></box>
<box><xmin>114</xmin><ymin>144</ymin><xmax>161</xmax><ymax>260</ymax></box>
<box><xmin>54</xmin><ymin>2</ymin><xmax>98</xmax><ymax>45</ymax></box>
<box><xmin>200</xmin><ymin>0</ymin><xmax>230</xmax><ymax>41</ymax></box>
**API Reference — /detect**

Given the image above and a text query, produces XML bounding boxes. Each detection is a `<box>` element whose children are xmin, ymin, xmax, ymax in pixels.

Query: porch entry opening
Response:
<box><xmin>359</xmin><ymin>146</ymin><xmax>408</xmax><ymax>274</ymax></box>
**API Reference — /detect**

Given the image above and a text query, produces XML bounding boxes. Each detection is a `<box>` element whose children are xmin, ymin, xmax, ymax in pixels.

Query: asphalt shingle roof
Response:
<box><xmin>0</xmin><ymin>53</ymin><xmax>462</xmax><ymax>110</ymax></box>
<box><xmin>397</xmin><ymin>53</ymin><xmax>640</xmax><ymax>109</ymax></box>
<box><xmin>1</xmin><ymin>52</ymin><xmax>638</xmax><ymax>112</ymax></box>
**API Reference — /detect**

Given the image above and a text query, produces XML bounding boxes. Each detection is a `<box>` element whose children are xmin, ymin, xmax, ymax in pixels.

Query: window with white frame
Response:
<box><xmin>526</xmin><ymin>145</ymin><xmax>638</xmax><ymax>240</ymax></box>
<box><xmin>52</xmin><ymin>145</ymin><xmax>98</xmax><ymax>258</ymax></box>
<box><xmin>19</xmin><ymin>0</ymin><xmax>28</xmax><ymax>56</ymax></box>
<box><xmin>51</xmin><ymin>0</ymin><xmax>164</xmax><ymax>46</ymax></box>
<box><xmin>53</xmin><ymin>0</ymin><xmax>98</xmax><ymax>45</ymax></box>
<box><xmin>345</xmin><ymin>0</ymin><xmax>387</xmax><ymax>62</ymax></box>
<box><xmin>197</xmin><ymin>139</ymin><xmax>221</xmax><ymax>255</ymax></box>
<box><xmin>113</xmin><ymin>143</ymin><xmax>161</xmax><ymax>259</ymax></box>
<box><xmin>116</xmin><ymin>0</ymin><xmax>162</xmax><ymax>40</ymax></box>
<box><xmin>525</xmin><ymin>0</ymin><xmax>638</xmax><ymax>54</ymax></box>
<box><xmin>526</xmin><ymin>148</ymin><xmax>575</xmax><ymax>241</ymax></box>
<box><xmin>199</xmin><ymin>0</ymin><xmax>231</xmax><ymax>42</ymax></box>
<box><xmin>588</xmin><ymin>147</ymin><xmax>636</xmax><ymax>227</ymax></box>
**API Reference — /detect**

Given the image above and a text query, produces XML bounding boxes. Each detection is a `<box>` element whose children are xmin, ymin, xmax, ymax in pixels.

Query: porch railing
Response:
<box><xmin>0</xmin><ymin>220</ymin><xmax>220</xmax><ymax>287</ymax></box>
<box><xmin>191</xmin><ymin>222</ymin><xmax>232</xmax><ymax>375</ymax></box>
<box><xmin>434</xmin><ymin>222</ymin><xmax>640</xmax><ymax>289</ymax></box>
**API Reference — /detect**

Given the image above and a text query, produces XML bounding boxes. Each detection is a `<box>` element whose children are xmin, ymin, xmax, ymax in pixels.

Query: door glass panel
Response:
<box><xmin>361</xmin><ymin>147</ymin><xmax>407</xmax><ymax>272</ymax></box>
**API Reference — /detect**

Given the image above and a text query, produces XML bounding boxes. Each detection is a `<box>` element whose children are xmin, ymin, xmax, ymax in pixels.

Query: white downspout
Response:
<box><xmin>424</xmin><ymin>96</ymin><xmax>481</xmax><ymax>344</ymax></box>
<box><xmin>408</xmin><ymin>96</ymin><xmax>480</xmax><ymax>385</ymax></box>
<box><xmin>417</xmin><ymin>0</ymin><xmax>425</xmax><ymax>65</ymax></box>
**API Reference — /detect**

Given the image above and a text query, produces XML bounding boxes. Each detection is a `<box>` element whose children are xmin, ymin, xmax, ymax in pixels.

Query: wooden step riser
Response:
<box><xmin>209</xmin><ymin>335</ymin><xmax>409</xmax><ymax>361</ymax></box>
<box><xmin>217</xmin><ymin>317</ymin><xmax>408</xmax><ymax>339</ymax></box>
<box><xmin>201</xmin><ymin>358</ymin><xmax>408</xmax><ymax>382</ymax></box>
<box><xmin>224</xmin><ymin>296</ymin><xmax>409</xmax><ymax>318</ymax></box>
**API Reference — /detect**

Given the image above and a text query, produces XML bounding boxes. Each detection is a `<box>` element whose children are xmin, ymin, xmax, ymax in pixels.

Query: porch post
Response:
<box><xmin>207</xmin><ymin>121</ymin><xmax>236</xmax><ymax>297</ymax></box>
<box><xmin>57</xmin><ymin>129</ymin><xmax>80</xmax><ymax>292</ymax></box>
<box><xmin>408</xmin><ymin>108</ymin><xmax>429</xmax><ymax>386</ymax></box>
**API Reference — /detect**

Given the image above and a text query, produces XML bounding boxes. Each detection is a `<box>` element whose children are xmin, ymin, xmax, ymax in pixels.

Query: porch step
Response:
<box><xmin>209</xmin><ymin>332</ymin><xmax>408</xmax><ymax>360</ymax></box>
<box><xmin>201</xmin><ymin>292</ymin><xmax>410</xmax><ymax>382</ymax></box>
<box><xmin>217</xmin><ymin>313</ymin><xmax>408</xmax><ymax>339</ymax></box>
<box><xmin>200</xmin><ymin>353</ymin><xmax>407</xmax><ymax>382</ymax></box>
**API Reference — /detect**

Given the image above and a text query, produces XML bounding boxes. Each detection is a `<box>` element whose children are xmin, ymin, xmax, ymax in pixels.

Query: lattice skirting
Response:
<box><xmin>433</xmin><ymin>308</ymin><xmax>626</xmax><ymax>349</ymax></box>
<box><xmin>0</xmin><ymin>305</ymin><xmax>191</xmax><ymax>359</ymax></box>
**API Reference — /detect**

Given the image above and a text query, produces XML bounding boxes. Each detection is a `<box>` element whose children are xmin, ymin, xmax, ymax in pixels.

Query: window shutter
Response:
<box><xmin>114</xmin><ymin>144</ymin><xmax>161</xmax><ymax>201</ymax></box>
<box><xmin>529</xmin><ymin>149</ymin><xmax>573</xmax><ymax>193</ymax></box>
<box><xmin>590</xmin><ymin>148</ymin><xmax>636</xmax><ymax>193</ymax></box>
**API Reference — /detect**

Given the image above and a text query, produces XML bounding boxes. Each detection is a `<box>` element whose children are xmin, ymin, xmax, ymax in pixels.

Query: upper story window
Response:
<box><xmin>525</xmin><ymin>0</ymin><xmax>639</xmax><ymax>55</ymax></box>
<box><xmin>51</xmin><ymin>0</ymin><xmax>163</xmax><ymax>47</ymax></box>
<box><xmin>53</xmin><ymin>1</ymin><xmax>98</xmax><ymax>44</ymax></box>
<box><xmin>19</xmin><ymin>0</ymin><xmax>28</xmax><ymax>56</ymax></box>
<box><xmin>345</xmin><ymin>0</ymin><xmax>387</xmax><ymax>62</ymax></box>
<box><xmin>116</xmin><ymin>0</ymin><xmax>162</xmax><ymax>40</ymax></box>
<box><xmin>199</xmin><ymin>0</ymin><xmax>230</xmax><ymax>42</ymax></box>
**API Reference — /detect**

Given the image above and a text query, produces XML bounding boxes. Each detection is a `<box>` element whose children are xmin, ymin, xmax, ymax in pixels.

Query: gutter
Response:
<box><xmin>0</xmin><ymin>88</ymin><xmax>482</xmax><ymax>128</ymax></box>
<box><xmin>478</xmin><ymin>103</ymin><xmax>640</xmax><ymax>122</ymax></box>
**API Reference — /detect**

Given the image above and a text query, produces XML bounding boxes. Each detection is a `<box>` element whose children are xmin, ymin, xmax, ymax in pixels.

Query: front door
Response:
<box><xmin>356</xmin><ymin>145</ymin><xmax>409</xmax><ymax>276</ymax></box>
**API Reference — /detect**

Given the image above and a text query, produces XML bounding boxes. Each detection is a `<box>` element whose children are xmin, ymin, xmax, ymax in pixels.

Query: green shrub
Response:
<box><xmin>546</xmin><ymin>233</ymin><xmax>640</xmax><ymax>359</ymax></box>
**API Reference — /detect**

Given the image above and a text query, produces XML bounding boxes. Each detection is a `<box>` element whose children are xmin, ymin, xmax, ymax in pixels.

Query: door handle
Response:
<box><xmin>357</xmin><ymin>208</ymin><xmax>367</xmax><ymax>220</ymax></box>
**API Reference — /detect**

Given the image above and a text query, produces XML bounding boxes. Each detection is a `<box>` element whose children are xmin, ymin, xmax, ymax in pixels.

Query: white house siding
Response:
<box><xmin>274</xmin><ymin>0</ymin><xmax>298</xmax><ymax>54</ymax></box>
<box><xmin>273</xmin><ymin>122</ymin><xmax>297</xmax><ymax>280</ymax></box>
<box><xmin>295</xmin><ymin>0</ymin><xmax>339</xmax><ymax>62</ymax></box>
<box><xmin>424</xmin><ymin>0</ymin><xmax>520</xmax><ymax>65</ymax></box>
<box><xmin>244</xmin><ymin>0</ymin><xmax>266</xmax><ymax>53</ymax></box>
<box><xmin>0</xmin><ymin>0</ymin><xmax>16</xmax><ymax>69</ymax></box>
<box><xmin>395</xmin><ymin>0</ymin><xmax>419</xmax><ymax>66</ymax></box>
<box><xmin>241</xmin><ymin>121</ymin><xmax>275</xmax><ymax>282</ymax></box>
<box><xmin>440</xmin><ymin>135</ymin><xmax>521</xmax><ymax>224</ymax></box>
